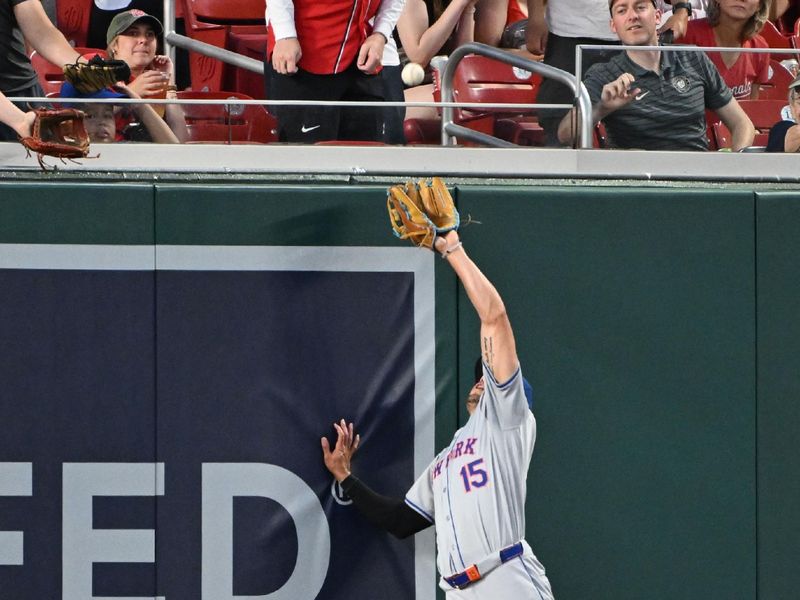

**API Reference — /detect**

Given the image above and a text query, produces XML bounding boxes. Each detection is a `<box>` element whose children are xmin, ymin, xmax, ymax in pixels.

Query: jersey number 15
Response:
<box><xmin>459</xmin><ymin>458</ymin><xmax>488</xmax><ymax>492</ymax></box>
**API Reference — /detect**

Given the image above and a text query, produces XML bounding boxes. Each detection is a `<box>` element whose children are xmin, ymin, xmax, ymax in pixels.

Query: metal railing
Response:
<box><xmin>440</xmin><ymin>43</ymin><xmax>593</xmax><ymax>148</ymax></box>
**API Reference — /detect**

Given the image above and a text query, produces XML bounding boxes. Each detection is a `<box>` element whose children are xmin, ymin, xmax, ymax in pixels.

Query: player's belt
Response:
<box><xmin>444</xmin><ymin>542</ymin><xmax>524</xmax><ymax>590</ymax></box>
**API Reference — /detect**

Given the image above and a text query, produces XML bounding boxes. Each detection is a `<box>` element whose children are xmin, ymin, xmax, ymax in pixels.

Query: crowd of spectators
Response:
<box><xmin>2</xmin><ymin>0</ymin><xmax>800</xmax><ymax>151</ymax></box>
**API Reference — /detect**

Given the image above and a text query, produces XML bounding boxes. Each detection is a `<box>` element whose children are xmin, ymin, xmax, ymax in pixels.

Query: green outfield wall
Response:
<box><xmin>0</xmin><ymin>180</ymin><xmax>797</xmax><ymax>600</ymax></box>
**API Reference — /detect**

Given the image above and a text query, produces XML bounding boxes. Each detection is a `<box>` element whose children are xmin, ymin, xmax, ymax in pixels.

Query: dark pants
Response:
<box><xmin>536</xmin><ymin>32</ymin><xmax>620</xmax><ymax>146</ymax></box>
<box><xmin>0</xmin><ymin>81</ymin><xmax>46</xmax><ymax>141</ymax></box>
<box><xmin>380</xmin><ymin>65</ymin><xmax>406</xmax><ymax>144</ymax></box>
<box><xmin>265</xmin><ymin>60</ymin><xmax>385</xmax><ymax>143</ymax></box>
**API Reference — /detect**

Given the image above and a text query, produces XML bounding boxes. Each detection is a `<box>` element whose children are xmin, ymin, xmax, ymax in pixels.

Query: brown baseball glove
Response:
<box><xmin>387</xmin><ymin>178</ymin><xmax>460</xmax><ymax>249</ymax></box>
<box><xmin>19</xmin><ymin>108</ymin><xmax>91</xmax><ymax>169</ymax></box>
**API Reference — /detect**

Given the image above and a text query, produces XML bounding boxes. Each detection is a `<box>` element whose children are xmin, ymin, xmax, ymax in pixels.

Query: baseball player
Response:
<box><xmin>322</xmin><ymin>222</ymin><xmax>554</xmax><ymax>598</ymax></box>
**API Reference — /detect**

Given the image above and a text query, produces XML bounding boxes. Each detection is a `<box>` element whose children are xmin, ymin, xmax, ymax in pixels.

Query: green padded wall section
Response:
<box><xmin>0</xmin><ymin>183</ymin><xmax>154</xmax><ymax>245</ymax></box>
<box><xmin>456</xmin><ymin>185</ymin><xmax>756</xmax><ymax>600</ymax></box>
<box><xmin>755</xmin><ymin>192</ymin><xmax>800</xmax><ymax>600</ymax></box>
<box><xmin>154</xmin><ymin>184</ymin><xmax>460</xmax><ymax>453</ymax></box>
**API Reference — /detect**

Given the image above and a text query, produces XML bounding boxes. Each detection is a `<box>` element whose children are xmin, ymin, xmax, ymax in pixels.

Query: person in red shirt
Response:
<box><xmin>266</xmin><ymin>0</ymin><xmax>404</xmax><ymax>143</ymax></box>
<box><xmin>677</xmin><ymin>0</ymin><xmax>770</xmax><ymax>99</ymax></box>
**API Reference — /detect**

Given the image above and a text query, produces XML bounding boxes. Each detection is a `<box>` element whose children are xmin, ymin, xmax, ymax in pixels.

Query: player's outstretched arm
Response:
<box><xmin>434</xmin><ymin>229</ymin><xmax>519</xmax><ymax>384</ymax></box>
<box><xmin>320</xmin><ymin>420</ymin><xmax>431</xmax><ymax>538</ymax></box>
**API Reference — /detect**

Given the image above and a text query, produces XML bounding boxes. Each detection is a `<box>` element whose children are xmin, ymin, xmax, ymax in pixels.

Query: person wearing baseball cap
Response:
<box><xmin>766</xmin><ymin>74</ymin><xmax>800</xmax><ymax>152</ymax></box>
<box><xmin>105</xmin><ymin>9</ymin><xmax>187</xmax><ymax>142</ymax></box>
<box><xmin>557</xmin><ymin>0</ymin><xmax>754</xmax><ymax>150</ymax></box>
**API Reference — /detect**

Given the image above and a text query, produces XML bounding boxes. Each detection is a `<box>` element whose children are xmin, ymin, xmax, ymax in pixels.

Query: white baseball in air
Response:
<box><xmin>401</xmin><ymin>62</ymin><xmax>425</xmax><ymax>87</ymax></box>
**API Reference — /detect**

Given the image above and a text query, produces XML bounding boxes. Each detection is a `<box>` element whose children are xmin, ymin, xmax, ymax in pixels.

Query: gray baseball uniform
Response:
<box><xmin>405</xmin><ymin>363</ymin><xmax>554</xmax><ymax>598</ymax></box>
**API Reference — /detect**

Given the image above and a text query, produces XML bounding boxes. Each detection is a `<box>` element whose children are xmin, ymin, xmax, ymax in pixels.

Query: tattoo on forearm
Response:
<box><xmin>483</xmin><ymin>336</ymin><xmax>494</xmax><ymax>372</ymax></box>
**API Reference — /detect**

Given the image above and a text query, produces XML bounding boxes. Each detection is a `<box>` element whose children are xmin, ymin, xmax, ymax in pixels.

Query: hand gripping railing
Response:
<box><xmin>440</xmin><ymin>42</ymin><xmax>593</xmax><ymax>148</ymax></box>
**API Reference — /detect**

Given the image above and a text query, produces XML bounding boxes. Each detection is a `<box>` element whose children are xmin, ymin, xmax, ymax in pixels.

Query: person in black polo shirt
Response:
<box><xmin>557</xmin><ymin>0</ymin><xmax>755</xmax><ymax>150</ymax></box>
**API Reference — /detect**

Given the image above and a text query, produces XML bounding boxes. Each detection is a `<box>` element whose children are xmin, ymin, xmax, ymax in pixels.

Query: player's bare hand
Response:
<box><xmin>357</xmin><ymin>33</ymin><xmax>385</xmax><ymax>74</ymax></box>
<box><xmin>273</xmin><ymin>38</ymin><xmax>302</xmax><ymax>75</ymax></box>
<box><xmin>321</xmin><ymin>419</ymin><xmax>361</xmax><ymax>482</ymax></box>
<box><xmin>599</xmin><ymin>72</ymin><xmax>640</xmax><ymax>116</ymax></box>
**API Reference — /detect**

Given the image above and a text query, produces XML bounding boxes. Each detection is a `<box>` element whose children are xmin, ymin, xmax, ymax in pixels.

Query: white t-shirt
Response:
<box><xmin>546</xmin><ymin>0</ymin><xmax>616</xmax><ymax>40</ymax></box>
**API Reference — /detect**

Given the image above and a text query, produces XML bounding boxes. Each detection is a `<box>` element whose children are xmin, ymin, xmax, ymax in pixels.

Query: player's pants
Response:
<box><xmin>441</xmin><ymin>550</ymin><xmax>554</xmax><ymax>599</ymax></box>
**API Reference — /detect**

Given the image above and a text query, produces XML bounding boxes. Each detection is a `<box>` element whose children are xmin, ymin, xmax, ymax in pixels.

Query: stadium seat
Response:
<box><xmin>759</xmin><ymin>59</ymin><xmax>795</xmax><ymax>100</ymax></box>
<box><xmin>176</xmin><ymin>90</ymin><xmax>277</xmax><ymax>143</ymax></box>
<box><xmin>449</xmin><ymin>55</ymin><xmax>543</xmax><ymax>145</ymax></box>
<box><xmin>760</xmin><ymin>20</ymin><xmax>795</xmax><ymax>61</ymax></box>
<box><xmin>403</xmin><ymin>116</ymin><xmax>441</xmax><ymax>145</ymax></box>
<box><xmin>30</xmin><ymin>47</ymin><xmax>107</xmax><ymax>96</ymax></box>
<box><xmin>710</xmin><ymin>99</ymin><xmax>784</xmax><ymax>149</ymax></box>
<box><xmin>404</xmin><ymin>54</ymin><xmax>543</xmax><ymax>146</ymax></box>
<box><xmin>56</xmin><ymin>0</ymin><xmax>91</xmax><ymax>47</ymax></box>
<box><xmin>179</xmin><ymin>0</ymin><xmax>266</xmax><ymax>99</ymax></box>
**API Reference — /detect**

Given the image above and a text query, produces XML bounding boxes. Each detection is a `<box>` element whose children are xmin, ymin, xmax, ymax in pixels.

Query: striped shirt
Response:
<box><xmin>584</xmin><ymin>48</ymin><xmax>733</xmax><ymax>151</ymax></box>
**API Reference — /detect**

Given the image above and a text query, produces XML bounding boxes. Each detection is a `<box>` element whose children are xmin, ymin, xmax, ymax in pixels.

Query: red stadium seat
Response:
<box><xmin>759</xmin><ymin>59</ymin><xmax>795</xmax><ymax>100</ymax></box>
<box><xmin>179</xmin><ymin>0</ymin><xmax>266</xmax><ymax>99</ymax></box>
<box><xmin>761</xmin><ymin>20</ymin><xmax>796</xmax><ymax>61</ymax></box>
<box><xmin>177</xmin><ymin>90</ymin><xmax>277</xmax><ymax>143</ymax></box>
<box><xmin>30</xmin><ymin>47</ymin><xmax>107</xmax><ymax>96</ymax></box>
<box><xmin>450</xmin><ymin>54</ymin><xmax>543</xmax><ymax>146</ymax></box>
<box><xmin>56</xmin><ymin>0</ymin><xmax>91</xmax><ymax>47</ymax></box>
<box><xmin>710</xmin><ymin>99</ymin><xmax>784</xmax><ymax>149</ymax></box>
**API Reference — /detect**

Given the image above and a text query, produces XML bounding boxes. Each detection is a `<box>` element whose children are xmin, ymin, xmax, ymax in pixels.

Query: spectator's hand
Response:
<box><xmin>113</xmin><ymin>81</ymin><xmax>139</xmax><ymax>99</ymax></box>
<box><xmin>128</xmin><ymin>69</ymin><xmax>170</xmax><ymax>97</ymax></box>
<box><xmin>13</xmin><ymin>110</ymin><xmax>36</xmax><ymax>139</ymax></box>
<box><xmin>525</xmin><ymin>6</ymin><xmax>548</xmax><ymax>55</ymax></box>
<box><xmin>658</xmin><ymin>8</ymin><xmax>689</xmax><ymax>38</ymax></box>
<box><xmin>151</xmin><ymin>55</ymin><xmax>175</xmax><ymax>81</ymax></box>
<box><xmin>320</xmin><ymin>418</ymin><xmax>361</xmax><ymax>482</ymax></box>
<box><xmin>273</xmin><ymin>37</ymin><xmax>302</xmax><ymax>75</ymax></box>
<box><xmin>599</xmin><ymin>72</ymin><xmax>640</xmax><ymax>116</ymax></box>
<box><xmin>357</xmin><ymin>33</ymin><xmax>385</xmax><ymax>74</ymax></box>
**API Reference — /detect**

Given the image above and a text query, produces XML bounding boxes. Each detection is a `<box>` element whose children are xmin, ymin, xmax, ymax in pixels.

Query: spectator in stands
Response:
<box><xmin>0</xmin><ymin>89</ymin><xmax>34</xmax><ymax>138</ymax></box>
<box><xmin>265</xmin><ymin>0</ymin><xmax>404</xmax><ymax>143</ymax></box>
<box><xmin>59</xmin><ymin>80</ymin><xmax>179</xmax><ymax>143</ymax></box>
<box><xmin>475</xmin><ymin>0</ymin><xmax>535</xmax><ymax>46</ymax></box>
<box><xmin>656</xmin><ymin>0</ymin><xmax>708</xmax><ymax>36</ymax></box>
<box><xmin>105</xmin><ymin>9</ymin><xmax>187</xmax><ymax>142</ymax></box>
<box><xmin>499</xmin><ymin>0</ymin><xmax>529</xmax><ymax>49</ymax></box>
<box><xmin>767</xmin><ymin>74</ymin><xmax>800</xmax><ymax>150</ymax></box>
<box><xmin>0</xmin><ymin>0</ymin><xmax>88</xmax><ymax>141</ymax></box>
<box><xmin>87</xmin><ymin>0</ymin><xmax>163</xmax><ymax>49</ymax></box>
<box><xmin>557</xmin><ymin>0</ymin><xmax>755</xmax><ymax>150</ymax></box>
<box><xmin>397</xmin><ymin>0</ymin><xmax>479</xmax><ymax>122</ymax></box>
<box><xmin>526</xmin><ymin>0</ymin><xmax>701</xmax><ymax>147</ymax></box>
<box><xmin>677</xmin><ymin>0</ymin><xmax>770</xmax><ymax>100</ymax></box>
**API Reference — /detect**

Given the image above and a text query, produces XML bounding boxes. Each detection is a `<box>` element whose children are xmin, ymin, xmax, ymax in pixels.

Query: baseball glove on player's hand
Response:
<box><xmin>19</xmin><ymin>108</ymin><xmax>91</xmax><ymax>168</ymax></box>
<box><xmin>387</xmin><ymin>177</ymin><xmax>459</xmax><ymax>249</ymax></box>
<box><xmin>63</xmin><ymin>54</ymin><xmax>131</xmax><ymax>95</ymax></box>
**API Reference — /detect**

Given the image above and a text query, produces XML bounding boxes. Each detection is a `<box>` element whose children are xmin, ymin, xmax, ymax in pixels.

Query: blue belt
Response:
<box><xmin>444</xmin><ymin>542</ymin><xmax>524</xmax><ymax>590</ymax></box>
